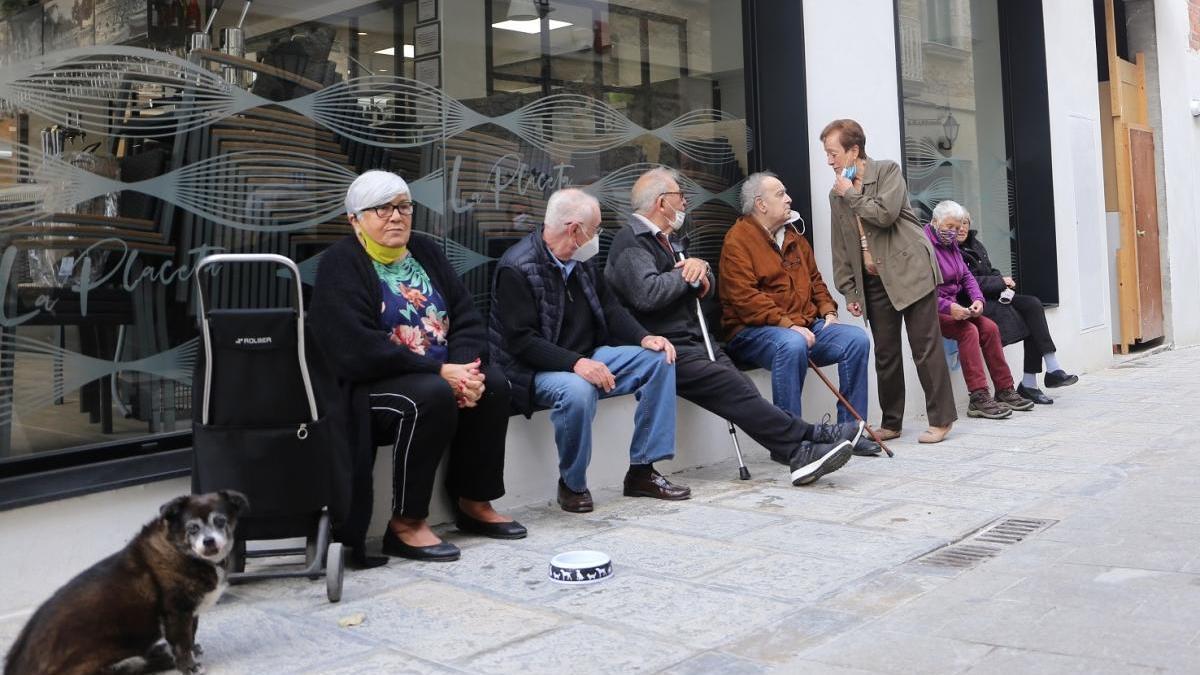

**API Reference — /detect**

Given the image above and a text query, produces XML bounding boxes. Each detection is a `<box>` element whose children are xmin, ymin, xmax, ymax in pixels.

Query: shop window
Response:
<box><xmin>898</xmin><ymin>0</ymin><xmax>1057</xmax><ymax>304</ymax></box>
<box><xmin>0</xmin><ymin>0</ymin><xmax>748</xmax><ymax>502</ymax></box>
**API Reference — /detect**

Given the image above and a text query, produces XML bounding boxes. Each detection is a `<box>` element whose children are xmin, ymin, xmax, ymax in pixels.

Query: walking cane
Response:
<box><xmin>672</xmin><ymin>242</ymin><xmax>751</xmax><ymax>480</ymax></box>
<box><xmin>806</xmin><ymin>358</ymin><xmax>894</xmax><ymax>457</ymax></box>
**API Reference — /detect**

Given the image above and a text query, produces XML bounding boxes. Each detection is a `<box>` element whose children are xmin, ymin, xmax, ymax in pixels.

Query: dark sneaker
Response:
<box><xmin>994</xmin><ymin>388</ymin><xmax>1034</xmax><ymax>411</ymax></box>
<box><xmin>811</xmin><ymin>415</ymin><xmax>877</xmax><ymax>456</ymax></box>
<box><xmin>1017</xmin><ymin>383</ymin><xmax>1053</xmax><ymax>404</ymax></box>
<box><xmin>967</xmin><ymin>390</ymin><xmax>1012</xmax><ymax>419</ymax></box>
<box><xmin>805</xmin><ymin>417</ymin><xmax>865</xmax><ymax>448</ymax></box>
<box><xmin>1044</xmin><ymin>370</ymin><xmax>1078</xmax><ymax>388</ymax></box>
<box><xmin>790</xmin><ymin>440</ymin><xmax>853</xmax><ymax>486</ymax></box>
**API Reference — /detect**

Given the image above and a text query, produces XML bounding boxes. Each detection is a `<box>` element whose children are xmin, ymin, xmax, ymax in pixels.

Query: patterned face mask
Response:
<box><xmin>937</xmin><ymin>227</ymin><xmax>957</xmax><ymax>246</ymax></box>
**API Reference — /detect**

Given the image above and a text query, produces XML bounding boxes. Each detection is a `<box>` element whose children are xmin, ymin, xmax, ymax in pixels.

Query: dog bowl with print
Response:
<box><xmin>549</xmin><ymin>550</ymin><xmax>613</xmax><ymax>585</ymax></box>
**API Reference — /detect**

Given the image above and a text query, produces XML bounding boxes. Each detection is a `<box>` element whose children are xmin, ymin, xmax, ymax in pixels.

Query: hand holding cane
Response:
<box><xmin>671</xmin><ymin>239</ymin><xmax>751</xmax><ymax>479</ymax></box>
<box><xmin>806</xmin><ymin>358</ymin><xmax>894</xmax><ymax>457</ymax></box>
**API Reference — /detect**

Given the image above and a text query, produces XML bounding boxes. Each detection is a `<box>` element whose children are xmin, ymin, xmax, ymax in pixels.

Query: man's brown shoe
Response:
<box><xmin>557</xmin><ymin>479</ymin><xmax>594</xmax><ymax>513</ymax></box>
<box><xmin>623</xmin><ymin>468</ymin><xmax>691</xmax><ymax>500</ymax></box>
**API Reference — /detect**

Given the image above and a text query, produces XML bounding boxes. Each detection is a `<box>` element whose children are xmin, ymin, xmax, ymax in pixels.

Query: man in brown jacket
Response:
<box><xmin>720</xmin><ymin>171</ymin><xmax>871</xmax><ymax>426</ymax></box>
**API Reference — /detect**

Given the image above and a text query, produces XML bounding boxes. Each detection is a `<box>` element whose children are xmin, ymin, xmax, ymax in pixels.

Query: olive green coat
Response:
<box><xmin>829</xmin><ymin>158</ymin><xmax>942</xmax><ymax>311</ymax></box>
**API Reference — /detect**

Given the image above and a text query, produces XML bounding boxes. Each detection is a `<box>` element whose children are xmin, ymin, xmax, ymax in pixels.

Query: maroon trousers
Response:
<box><xmin>938</xmin><ymin>314</ymin><xmax>1014</xmax><ymax>393</ymax></box>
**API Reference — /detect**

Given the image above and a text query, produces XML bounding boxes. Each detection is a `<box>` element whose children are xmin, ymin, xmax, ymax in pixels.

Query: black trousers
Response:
<box><xmin>1010</xmin><ymin>293</ymin><xmax>1057</xmax><ymax>374</ymax></box>
<box><xmin>673</xmin><ymin>340</ymin><xmax>812</xmax><ymax>457</ymax></box>
<box><xmin>368</xmin><ymin>364</ymin><xmax>509</xmax><ymax>520</ymax></box>
<box><xmin>863</xmin><ymin>274</ymin><xmax>957</xmax><ymax>429</ymax></box>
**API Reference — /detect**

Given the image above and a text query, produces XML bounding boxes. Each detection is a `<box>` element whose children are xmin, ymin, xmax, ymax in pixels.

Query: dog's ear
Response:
<box><xmin>219</xmin><ymin>490</ymin><xmax>249</xmax><ymax>518</ymax></box>
<box><xmin>159</xmin><ymin>495</ymin><xmax>192</xmax><ymax>523</ymax></box>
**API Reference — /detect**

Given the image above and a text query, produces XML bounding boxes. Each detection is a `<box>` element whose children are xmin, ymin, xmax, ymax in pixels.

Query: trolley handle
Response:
<box><xmin>194</xmin><ymin>253</ymin><xmax>319</xmax><ymax>426</ymax></box>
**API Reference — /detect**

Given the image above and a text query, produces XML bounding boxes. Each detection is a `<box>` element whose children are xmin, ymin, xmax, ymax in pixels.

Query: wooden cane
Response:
<box><xmin>807</xmin><ymin>358</ymin><xmax>894</xmax><ymax>457</ymax></box>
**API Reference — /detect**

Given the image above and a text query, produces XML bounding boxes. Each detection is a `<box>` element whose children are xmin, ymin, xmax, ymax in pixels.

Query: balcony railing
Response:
<box><xmin>900</xmin><ymin>14</ymin><xmax>923</xmax><ymax>82</ymax></box>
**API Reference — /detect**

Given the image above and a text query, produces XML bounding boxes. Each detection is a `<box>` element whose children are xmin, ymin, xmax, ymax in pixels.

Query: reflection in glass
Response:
<box><xmin>899</xmin><ymin>0</ymin><xmax>1013</xmax><ymax>274</ymax></box>
<box><xmin>0</xmin><ymin>0</ymin><xmax>746</xmax><ymax>467</ymax></box>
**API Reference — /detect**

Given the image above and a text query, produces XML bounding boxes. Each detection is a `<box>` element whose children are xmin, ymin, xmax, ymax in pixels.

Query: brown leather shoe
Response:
<box><xmin>557</xmin><ymin>479</ymin><xmax>594</xmax><ymax>513</ymax></box>
<box><xmin>623</xmin><ymin>468</ymin><xmax>691</xmax><ymax>500</ymax></box>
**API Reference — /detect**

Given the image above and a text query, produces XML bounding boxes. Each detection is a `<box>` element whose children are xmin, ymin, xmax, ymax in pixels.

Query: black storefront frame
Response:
<box><xmin>742</xmin><ymin>0</ymin><xmax>812</xmax><ymax>240</ymax></box>
<box><xmin>3</xmin><ymin>0</ymin><xmax>783</xmax><ymax>510</ymax></box>
<box><xmin>892</xmin><ymin>0</ymin><xmax>1059</xmax><ymax>305</ymax></box>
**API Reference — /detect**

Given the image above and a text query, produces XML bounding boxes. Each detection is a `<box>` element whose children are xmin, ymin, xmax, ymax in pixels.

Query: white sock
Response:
<box><xmin>1022</xmin><ymin>373</ymin><xmax>1038</xmax><ymax>388</ymax></box>
<box><xmin>1044</xmin><ymin>353</ymin><xmax>1063</xmax><ymax>373</ymax></box>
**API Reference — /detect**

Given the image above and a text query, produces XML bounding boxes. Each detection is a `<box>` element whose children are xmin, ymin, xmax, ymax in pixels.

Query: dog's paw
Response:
<box><xmin>192</xmin><ymin>643</ymin><xmax>204</xmax><ymax>657</ymax></box>
<box><xmin>183</xmin><ymin>662</ymin><xmax>206</xmax><ymax>674</ymax></box>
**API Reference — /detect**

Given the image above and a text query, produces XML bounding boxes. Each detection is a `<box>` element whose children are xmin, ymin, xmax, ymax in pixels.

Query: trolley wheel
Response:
<box><xmin>326</xmin><ymin>542</ymin><xmax>344</xmax><ymax>603</ymax></box>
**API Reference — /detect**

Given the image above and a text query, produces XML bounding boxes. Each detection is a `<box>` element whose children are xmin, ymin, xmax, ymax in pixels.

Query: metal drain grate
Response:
<box><xmin>917</xmin><ymin>517</ymin><xmax>1057</xmax><ymax>570</ymax></box>
<box><xmin>974</xmin><ymin>517</ymin><xmax>1055</xmax><ymax>545</ymax></box>
<box><xmin>919</xmin><ymin>543</ymin><xmax>1001</xmax><ymax>568</ymax></box>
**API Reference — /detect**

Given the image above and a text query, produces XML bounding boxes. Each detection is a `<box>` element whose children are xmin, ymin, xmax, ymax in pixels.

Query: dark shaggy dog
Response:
<box><xmin>4</xmin><ymin>491</ymin><xmax>248</xmax><ymax>675</ymax></box>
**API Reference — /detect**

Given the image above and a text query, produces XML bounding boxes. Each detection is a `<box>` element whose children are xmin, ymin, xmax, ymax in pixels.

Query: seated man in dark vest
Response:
<box><xmin>604</xmin><ymin>168</ymin><xmax>876</xmax><ymax>488</ymax></box>
<box><xmin>490</xmin><ymin>188</ymin><xmax>686</xmax><ymax>513</ymax></box>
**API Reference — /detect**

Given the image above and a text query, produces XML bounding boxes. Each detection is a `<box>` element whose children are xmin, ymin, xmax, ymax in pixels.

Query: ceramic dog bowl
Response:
<box><xmin>549</xmin><ymin>550</ymin><xmax>613</xmax><ymax>585</ymax></box>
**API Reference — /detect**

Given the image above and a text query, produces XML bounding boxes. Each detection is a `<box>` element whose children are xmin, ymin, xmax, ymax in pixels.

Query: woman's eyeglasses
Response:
<box><xmin>369</xmin><ymin>201</ymin><xmax>416</xmax><ymax>218</ymax></box>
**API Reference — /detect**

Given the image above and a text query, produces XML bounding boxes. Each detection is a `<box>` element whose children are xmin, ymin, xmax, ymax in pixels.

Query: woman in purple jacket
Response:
<box><xmin>926</xmin><ymin>201</ymin><xmax>1034</xmax><ymax>419</ymax></box>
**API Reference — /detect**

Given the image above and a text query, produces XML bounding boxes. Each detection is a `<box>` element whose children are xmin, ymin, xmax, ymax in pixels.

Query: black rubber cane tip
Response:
<box><xmin>738</xmin><ymin>466</ymin><xmax>751</xmax><ymax>480</ymax></box>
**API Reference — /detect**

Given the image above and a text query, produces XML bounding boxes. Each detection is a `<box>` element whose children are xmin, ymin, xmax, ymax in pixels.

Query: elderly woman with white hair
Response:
<box><xmin>310</xmin><ymin>170</ymin><xmax>525</xmax><ymax>565</ymax></box>
<box><xmin>954</xmin><ymin>210</ymin><xmax>1078</xmax><ymax>404</ymax></box>
<box><xmin>925</xmin><ymin>200</ymin><xmax>1033</xmax><ymax>419</ymax></box>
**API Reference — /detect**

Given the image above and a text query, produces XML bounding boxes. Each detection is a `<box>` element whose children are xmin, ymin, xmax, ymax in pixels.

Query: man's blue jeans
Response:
<box><xmin>532</xmin><ymin>345</ymin><xmax>676</xmax><ymax>492</ymax></box>
<box><xmin>726</xmin><ymin>320</ymin><xmax>870</xmax><ymax>423</ymax></box>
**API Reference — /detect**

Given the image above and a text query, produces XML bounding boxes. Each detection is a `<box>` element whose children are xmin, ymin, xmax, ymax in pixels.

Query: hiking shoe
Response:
<box><xmin>994</xmin><ymin>388</ymin><xmax>1034</xmax><ymax>411</ymax></box>
<box><xmin>967</xmin><ymin>390</ymin><xmax>1012</xmax><ymax>419</ymax></box>
<box><xmin>790</xmin><ymin>440</ymin><xmax>853</xmax><ymax>486</ymax></box>
<box><xmin>805</xmin><ymin>417</ymin><xmax>865</xmax><ymax>448</ymax></box>
<box><xmin>1044</xmin><ymin>370</ymin><xmax>1079</xmax><ymax>388</ymax></box>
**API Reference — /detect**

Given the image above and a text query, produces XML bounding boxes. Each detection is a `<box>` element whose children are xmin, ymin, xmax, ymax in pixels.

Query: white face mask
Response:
<box><xmin>668</xmin><ymin>204</ymin><xmax>686</xmax><ymax>232</ymax></box>
<box><xmin>571</xmin><ymin>230</ymin><xmax>600</xmax><ymax>262</ymax></box>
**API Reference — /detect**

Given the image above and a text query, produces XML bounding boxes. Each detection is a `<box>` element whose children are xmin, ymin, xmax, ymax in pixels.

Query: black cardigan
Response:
<box><xmin>310</xmin><ymin>233</ymin><xmax>489</xmax><ymax>382</ymax></box>
<box><xmin>308</xmin><ymin>233</ymin><xmax>488</xmax><ymax>546</ymax></box>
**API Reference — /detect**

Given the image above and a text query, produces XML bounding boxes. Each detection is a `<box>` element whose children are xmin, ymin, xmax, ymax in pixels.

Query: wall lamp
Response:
<box><xmin>937</xmin><ymin>110</ymin><xmax>960</xmax><ymax>151</ymax></box>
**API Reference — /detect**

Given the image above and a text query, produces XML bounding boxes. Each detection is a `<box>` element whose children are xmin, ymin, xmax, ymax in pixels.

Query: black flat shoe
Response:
<box><xmin>1043</xmin><ymin>370</ymin><xmax>1078</xmax><ymax>388</ymax></box>
<box><xmin>455</xmin><ymin>509</ymin><xmax>528</xmax><ymax>540</ymax></box>
<box><xmin>346</xmin><ymin>548</ymin><xmax>389</xmax><ymax>570</ymax></box>
<box><xmin>381</xmin><ymin>529</ymin><xmax>460</xmax><ymax>562</ymax></box>
<box><xmin>1017</xmin><ymin>384</ymin><xmax>1053</xmax><ymax>404</ymax></box>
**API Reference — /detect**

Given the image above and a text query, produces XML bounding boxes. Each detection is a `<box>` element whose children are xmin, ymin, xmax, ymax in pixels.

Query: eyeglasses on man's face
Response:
<box><xmin>368</xmin><ymin>201</ymin><xmax>415</xmax><ymax>218</ymax></box>
<box><xmin>659</xmin><ymin>191</ymin><xmax>686</xmax><ymax>201</ymax></box>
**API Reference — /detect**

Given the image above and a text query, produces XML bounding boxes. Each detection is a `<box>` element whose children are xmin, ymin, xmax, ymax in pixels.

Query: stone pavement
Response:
<box><xmin>5</xmin><ymin>347</ymin><xmax>1200</xmax><ymax>673</ymax></box>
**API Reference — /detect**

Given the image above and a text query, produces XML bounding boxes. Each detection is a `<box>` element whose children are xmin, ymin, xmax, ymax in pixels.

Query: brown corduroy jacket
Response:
<box><xmin>718</xmin><ymin>215</ymin><xmax>838</xmax><ymax>341</ymax></box>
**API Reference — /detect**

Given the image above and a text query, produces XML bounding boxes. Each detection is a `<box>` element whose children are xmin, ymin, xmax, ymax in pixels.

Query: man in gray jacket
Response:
<box><xmin>604</xmin><ymin>168</ymin><xmax>876</xmax><ymax>487</ymax></box>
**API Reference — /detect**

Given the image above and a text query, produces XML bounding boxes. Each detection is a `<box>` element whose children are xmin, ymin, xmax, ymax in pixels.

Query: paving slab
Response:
<box><xmin>545</xmin><ymin>571</ymin><xmax>796</xmax><ymax>649</ymax></box>
<box><xmin>306</xmin><ymin>580</ymin><xmax>563</xmax><ymax>663</ymax></box>
<box><xmin>464</xmin><ymin>623</ymin><xmax>692</xmax><ymax>675</ymax></box>
<box><xmin>792</xmin><ymin>628</ymin><xmax>994</xmax><ymax>674</ymax></box>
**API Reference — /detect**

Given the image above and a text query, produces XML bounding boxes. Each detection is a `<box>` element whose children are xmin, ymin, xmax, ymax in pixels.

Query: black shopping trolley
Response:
<box><xmin>191</xmin><ymin>253</ymin><xmax>344</xmax><ymax>602</ymax></box>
